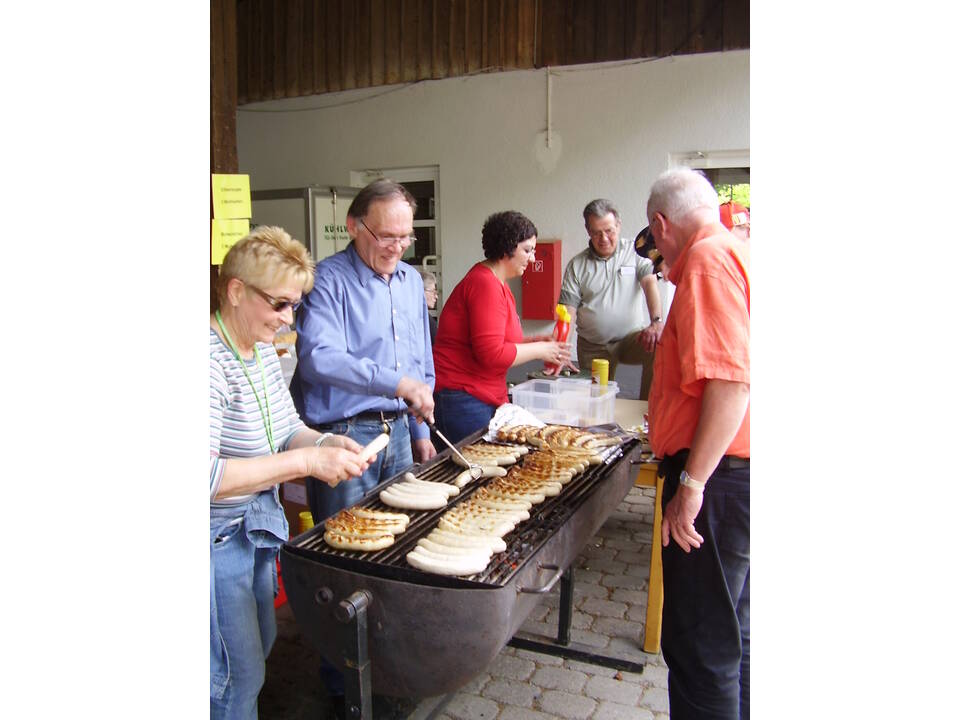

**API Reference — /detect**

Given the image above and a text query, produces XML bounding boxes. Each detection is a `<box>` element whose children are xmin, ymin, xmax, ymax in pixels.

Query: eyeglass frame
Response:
<box><xmin>246</xmin><ymin>283</ymin><xmax>303</xmax><ymax>313</ymax></box>
<box><xmin>359</xmin><ymin>217</ymin><xmax>415</xmax><ymax>249</ymax></box>
<box><xmin>587</xmin><ymin>225</ymin><xmax>621</xmax><ymax>241</ymax></box>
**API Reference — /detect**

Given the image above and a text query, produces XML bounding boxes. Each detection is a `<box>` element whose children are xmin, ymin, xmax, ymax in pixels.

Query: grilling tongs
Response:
<box><xmin>407</xmin><ymin>402</ymin><xmax>484</xmax><ymax>480</ymax></box>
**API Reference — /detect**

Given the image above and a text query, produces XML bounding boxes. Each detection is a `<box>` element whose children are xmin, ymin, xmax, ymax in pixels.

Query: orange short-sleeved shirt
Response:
<box><xmin>648</xmin><ymin>222</ymin><xmax>750</xmax><ymax>458</ymax></box>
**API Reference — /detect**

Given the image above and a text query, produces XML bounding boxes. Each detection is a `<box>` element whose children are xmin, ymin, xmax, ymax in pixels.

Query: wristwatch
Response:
<box><xmin>651</xmin><ymin>316</ymin><xmax>663</xmax><ymax>324</ymax></box>
<box><xmin>679</xmin><ymin>470</ymin><xmax>706</xmax><ymax>491</ymax></box>
<box><xmin>315</xmin><ymin>433</ymin><xmax>333</xmax><ymax>448</ymax></box>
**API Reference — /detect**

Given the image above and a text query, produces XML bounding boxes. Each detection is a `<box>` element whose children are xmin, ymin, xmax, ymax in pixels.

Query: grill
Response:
<box><xmin>280</xmin><ymin>426</ymin><xmax>644</xmax><ymax>704</ymax></box>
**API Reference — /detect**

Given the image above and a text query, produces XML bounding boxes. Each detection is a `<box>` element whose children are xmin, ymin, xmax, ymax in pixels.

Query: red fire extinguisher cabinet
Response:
<box><xmin>521</xmin><ymin>240</ymin><xmax>562</xmax><ymax>320</ymax></box>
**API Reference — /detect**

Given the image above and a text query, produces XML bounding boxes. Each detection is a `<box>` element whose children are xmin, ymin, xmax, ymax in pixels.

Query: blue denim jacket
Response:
<box><xmin>210</xmin><ymin>487</ymin><xmax>288</xmax><ymax>700</ymax></box>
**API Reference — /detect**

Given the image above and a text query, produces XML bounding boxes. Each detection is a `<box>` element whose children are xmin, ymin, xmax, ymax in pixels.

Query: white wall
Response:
<box><xmin>238</xmin><ymin>50</ymin><xmax>749</xmax><ymax>336</ymax></box>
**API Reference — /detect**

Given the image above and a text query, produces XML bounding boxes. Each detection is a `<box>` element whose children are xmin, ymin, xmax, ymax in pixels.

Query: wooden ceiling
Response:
<box><xmin>236</xmin><ymin>0</ymin><xmax>749</xmax><ymax>105</ymax></box>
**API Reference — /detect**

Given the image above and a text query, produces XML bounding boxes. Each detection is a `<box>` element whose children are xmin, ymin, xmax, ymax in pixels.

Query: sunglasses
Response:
<box><xmin>247</xmin><ymin>284</ymin><xmax>303</xmax><ymax>313</ymax></box>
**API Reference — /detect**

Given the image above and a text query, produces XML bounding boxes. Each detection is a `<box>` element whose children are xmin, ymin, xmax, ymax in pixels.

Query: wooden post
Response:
<box><xmin>210</xmin><ymin>0</ymin><xmax>239</xmax><ymax>310</ymax></box>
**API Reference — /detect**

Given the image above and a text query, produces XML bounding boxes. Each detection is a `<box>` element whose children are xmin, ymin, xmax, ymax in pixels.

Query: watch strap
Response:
<box><xmin>679</xmin><ymin>470</ymin><xmax>706</xmax><ymax>491</ymax></box>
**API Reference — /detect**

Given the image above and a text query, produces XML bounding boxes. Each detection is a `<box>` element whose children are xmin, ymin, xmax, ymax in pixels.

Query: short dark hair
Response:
<box><xmin>583</xmin><ymin>198</ymin><xmax>620</xmax><ymax>224</ymax></box>
<box><xmin>347</xmin><ymin>178</ymin><xmax>417</xmax><ymax>219</ymax></box>
<box><xmin>481</xmin><ymin>211</ymin><xmax>538</xmax><ymax>261</ymax></box>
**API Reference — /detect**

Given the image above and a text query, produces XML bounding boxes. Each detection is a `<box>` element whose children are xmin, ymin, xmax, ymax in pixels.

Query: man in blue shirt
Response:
<box><xmin>291</xmin><ymin>179</ymin><xmax>437</xmax><ymax>523</ymax></box>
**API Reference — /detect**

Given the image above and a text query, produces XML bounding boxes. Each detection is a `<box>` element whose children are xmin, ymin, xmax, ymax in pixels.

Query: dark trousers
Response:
<box><xmin>659</xmin><ymin>454</ymin><xmax>750</xmax><ymax>720</ymax></box>
<box><xmin>433</xmin><ymin>389</ymin><xmax>497</xmax><ymax>444</ymax></box>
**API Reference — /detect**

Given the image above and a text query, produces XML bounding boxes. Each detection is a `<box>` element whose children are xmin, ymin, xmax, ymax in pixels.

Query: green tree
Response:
<box><xmin>715</xmin><ymin>183</ymin><xmax>750</xmax><ymax>207</ymax></box>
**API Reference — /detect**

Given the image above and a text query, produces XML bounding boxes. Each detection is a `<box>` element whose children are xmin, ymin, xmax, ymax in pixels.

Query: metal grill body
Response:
<box><xmin>280</xmin><ymin>428</ymin><xmax>642</xmax><ymax>698</ymax></box>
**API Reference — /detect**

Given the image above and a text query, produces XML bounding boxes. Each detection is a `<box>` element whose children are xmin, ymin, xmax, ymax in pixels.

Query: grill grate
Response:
<box><xmin>288</xmin><ymin>431</ymin><xmax>639</xmax><ymax>588</ymax></box>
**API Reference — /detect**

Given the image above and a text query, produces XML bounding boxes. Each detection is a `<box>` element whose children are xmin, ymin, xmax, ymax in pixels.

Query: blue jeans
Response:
<box><xmin>210</xmin><ymin>489</ymin><xmax>288</xmax><ymax>720</ymax></box>
<box><xmin>305</xmin><ymin>416</ymin><xmax>414</xmax><ymax>523</ymax></box>
<box><xmin>433</xmin><ymin>389</ymin><xmax>496</xmax><ymax>444</ymax></box>
<box><xmin>659</xmin><ymin>457</ymin><xmax>750</xmax><ymax>720</ymax></box>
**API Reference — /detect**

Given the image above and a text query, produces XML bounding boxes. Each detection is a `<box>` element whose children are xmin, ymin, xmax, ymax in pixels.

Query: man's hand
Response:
<box><xmin>412</xmin><ymin>438</ymin><xmax>436</xmax><ymax>463</ymax></box>
<box><xmin>638</xmin><ymin>320</ymin><xmax>663</xmax><ymax>353</ymax></box>
<box><xmin>661</xmin><ymin>484</ymin><xmax>705</xmax><ymax>552</ymax></box>
<box><xmin>396</xmin><ymin>376</ymin><xmax>435</xmax><ymax>424</ymax></box>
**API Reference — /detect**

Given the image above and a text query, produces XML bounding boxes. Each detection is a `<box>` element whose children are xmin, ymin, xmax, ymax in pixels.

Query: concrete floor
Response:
<box><xmin>259</xmin><ymin>484</ymin><xmax>668</xmax><ymax>720</ymax></box>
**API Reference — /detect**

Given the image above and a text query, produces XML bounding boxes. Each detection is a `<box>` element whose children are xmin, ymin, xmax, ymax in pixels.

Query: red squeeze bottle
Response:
<box><xmin>544</xmin><ymin>304</ymin><xmax>571</xmax><ymax>374</ymax></box>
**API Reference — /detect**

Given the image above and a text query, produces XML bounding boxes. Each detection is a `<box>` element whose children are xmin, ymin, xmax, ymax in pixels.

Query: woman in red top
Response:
<box><xmin>433</xmin><ymin>211</ymin><xmax>572</xmax><ymax>442</ymax></box>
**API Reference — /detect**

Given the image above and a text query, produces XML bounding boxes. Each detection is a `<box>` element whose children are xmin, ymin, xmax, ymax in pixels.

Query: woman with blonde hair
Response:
<box><xmin>209</xmin><ymin>226</ymin><xmax>369</xmax><ymax>719</ymax></box>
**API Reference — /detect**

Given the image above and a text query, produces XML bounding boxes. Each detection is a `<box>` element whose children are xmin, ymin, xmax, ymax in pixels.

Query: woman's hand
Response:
<box><xmin>306</xmin><ymin>446</ymin><xmax>369</xmax><ymax>488</ymax></box>
<box><xmin>539</xmin><ymin>340</ymin><xmax>571</xmax><ymax>366</ymax></box>
<box><xmin>318</xmin><ymin>434</ymin><xmax>364</xmax><ymax>453</ymax></box>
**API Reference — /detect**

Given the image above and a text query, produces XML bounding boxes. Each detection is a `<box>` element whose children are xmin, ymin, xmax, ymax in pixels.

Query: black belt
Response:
<box><xmin>661</xmin><ymin>449</ymin><xmax>749</xmax><ymax>475</ymax></box>
<box><xmin>310</xmin><ymin>410</ymin><xmax>407</xmax><ymax>436</ymax></box>
<box><xmin>351</xmin><ymin>410</ymin><xmax>407</xmax><ymax>423</ymax></box>
<box><xmin>716</xmin><ymin>455</ymin><xmax>750</xmax><ymax>470</ymax></box>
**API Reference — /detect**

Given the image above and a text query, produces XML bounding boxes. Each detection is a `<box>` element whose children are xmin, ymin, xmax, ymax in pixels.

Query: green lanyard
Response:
<box><xmin>215</xmin><ymin>310</ymin><xmax>276</xmax><ymax>454</ymax></box>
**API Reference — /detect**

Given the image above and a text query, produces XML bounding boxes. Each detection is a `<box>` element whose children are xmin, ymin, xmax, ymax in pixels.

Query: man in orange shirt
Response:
<box><xmin>646</xmin><ymin>167</ymin><xmax>750</xmax><ymax>720</ymax></box>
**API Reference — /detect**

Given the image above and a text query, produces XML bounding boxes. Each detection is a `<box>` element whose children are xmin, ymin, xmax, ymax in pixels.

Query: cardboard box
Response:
<box><xmin>281</xmin><ymin>479</ymin><xmax>313</xmax><ymax>539</ymax></box>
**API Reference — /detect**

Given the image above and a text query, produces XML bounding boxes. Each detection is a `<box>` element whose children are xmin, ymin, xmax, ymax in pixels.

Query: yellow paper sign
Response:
<box><xmin>211</xmin><ymin>218</ymin><xmax>250</xmax><ymax>265</ymax></box>
<box><xmin>212</xmin><ymin>174</ymin><xmax>252</xmax><ymax>219</ymax></box>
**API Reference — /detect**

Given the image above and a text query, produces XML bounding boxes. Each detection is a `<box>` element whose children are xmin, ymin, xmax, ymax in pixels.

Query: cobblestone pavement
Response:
<box><xmin>261</xmin><ymin>485</ymin><xmax>667</xmax><ymax>720</ymax></box>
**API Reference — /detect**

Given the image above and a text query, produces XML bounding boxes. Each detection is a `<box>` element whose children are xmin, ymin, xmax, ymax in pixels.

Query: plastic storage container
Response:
<box><xmin>509</xmin><ymin>378</ymin><xmax>619</xmax><ymax>427</ymax></box>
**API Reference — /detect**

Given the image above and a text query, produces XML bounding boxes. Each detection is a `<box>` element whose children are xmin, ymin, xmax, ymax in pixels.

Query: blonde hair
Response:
<box><xmin>216</xmin><ymin>226</ymin><xmax>315</xmax><ymax>308</ymax></box>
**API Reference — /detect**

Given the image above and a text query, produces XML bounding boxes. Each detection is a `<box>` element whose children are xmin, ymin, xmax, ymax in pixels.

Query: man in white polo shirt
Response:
<box><xmin>558</xmin><ymin>198</ymin><xmax>663</xmax><ymax>399</ymax></box>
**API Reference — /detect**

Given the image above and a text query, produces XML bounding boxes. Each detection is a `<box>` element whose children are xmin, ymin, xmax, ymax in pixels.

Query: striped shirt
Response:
<box><xmin>210</xmin><ymin>328</ymin><xmax>307</xmax><ymax>506</ymax></box>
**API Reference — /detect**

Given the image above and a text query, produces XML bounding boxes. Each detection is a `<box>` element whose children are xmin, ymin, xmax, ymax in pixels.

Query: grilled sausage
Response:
<box><xmin>324</xmin><ymin>530</ymin><xmax>395</xmax><ymax>551</ymax></box>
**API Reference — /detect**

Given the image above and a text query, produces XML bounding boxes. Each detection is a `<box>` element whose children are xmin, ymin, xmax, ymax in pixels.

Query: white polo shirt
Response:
<box><xmin>557</xmin><ymin>237</ymin><xmax>655</xmax><ymax>345</ymax></box>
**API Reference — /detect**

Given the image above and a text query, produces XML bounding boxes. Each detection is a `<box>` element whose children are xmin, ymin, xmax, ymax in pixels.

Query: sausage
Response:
<box><xmin>452</xmin><ymin>465</ymin><xmax>507</xmax><ymax>488</ymax></box>
<box><xmin>438</xmin><ymin>515</ymin><xmax>514</xmax><ymax>538</ymax></box>
<box><xmin>406</xmin><ymin>549</ymin><xmax>490</xmax><ymax>577</ymax></box>
<box><xmin>475</xmin><ymin>498</ymin><xmax>533</xmax><ymax>516</ymax></box>
<box><xmin>348</xmin><ymin>508</ymin><xmax>411</xmax><ymax>525</ymax></box>
<box><xmin>453</xmin><ymin>453</ymin><xmax>517</xmax><ymax>468</ymax></box>
<box><xmin>483</xmin><ymin>487</ymin><xmax>546</xmax><ymax>504</ymax></box>
<box><xmin>400</xmin><ymin>477</ymin><xmax>460</xmax><ymax>497</ymax></box>
<box><xmin>324</xmin><ymin>530</ymin><xmax>395</xmax><ymax>552</ymax></box>
<box><xmin>379</xmin><ymin>488</ymin><xmax>448</xmax><ymax>510</ymax></box>
<box><xmin>426</xmin><ymin>529</ymin><xmax>507</xmax><ymax>553</ymax></box>
<box><xmin>385</xmin><ymin>482</ymin><xmax>452</xmax><ymax>500</ymax></box>
<box><xmin>361</xmin><ymin>433</ymin><xmax>391</xmax><ymax>463</ymax></box>
<box><xmin>415</xmin><ymin>539</ymin><xmax>492</xmax><ymax>562</ymax></box>
<box><xmin>474</xmin><ymin>488</ymin><xmax>532</xmax><ymax>510</ymax></box>
<box><xmin>417</xmin><ymin>537</ymin><xmax>493</xmax><ymax>558</ymax></box>
<box><xmin>447</xmin><ymin>503</ymin><xmax>529</xmax><ymax>523</ymax></box>
<box><xmin>324</xmin><ymin>518</ymin><xmax>407</xmax><ymax>536</ymax></box>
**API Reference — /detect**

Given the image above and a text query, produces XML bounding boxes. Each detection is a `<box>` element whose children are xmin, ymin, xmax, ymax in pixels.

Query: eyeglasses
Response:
<box><xmin>360</xmin><ymin>218</ymin><xmax>414</xmax><ymax>249</ymax></box>
<box><xmin>588</xmin><ymin>227</ymin><xmax>620</xmax><ymax>241</ymax></box>
<box><xmin>247</xmin><ymin>284</ymin><xmax>303</xmax><ymax>313</ymax></box>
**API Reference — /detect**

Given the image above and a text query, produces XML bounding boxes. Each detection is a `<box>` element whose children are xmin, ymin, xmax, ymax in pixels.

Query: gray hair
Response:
<box><xmin>418</xmin><ymin>269</ymin><xmax>437</xmax><ymax>290</ymax></box>
<box><xmin>347</xmin><ymin>178</ymin><xmax>417</xmax><ymax>219</ymax></box>
<box><xmin>583</xmin><ymin>198</ymin><xmax>620</xmax><ymax>224</ymax></box>
<box><xmin>646</xmin><ymin>167</ymin><xmax>719</xmax><ymax>224</ymax></box>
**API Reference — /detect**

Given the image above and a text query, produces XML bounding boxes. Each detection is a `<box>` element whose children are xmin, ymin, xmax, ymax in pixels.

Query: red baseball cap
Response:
<box><xmin>719</xmin><ymin>202</ymin><xmax>750</xmax><ymax>230</ymax></box>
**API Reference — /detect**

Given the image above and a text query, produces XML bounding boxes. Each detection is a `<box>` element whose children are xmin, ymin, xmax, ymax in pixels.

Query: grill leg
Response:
<box><xmin>557</xmin><ymin>567</ymin><xmax>573</xmax><ymax>645</ymax></box>
<box><xmin>335</xmin><ymin>590</ymin><xmax>373</xmax><ymax>720</ymax></box>
<box><xmin>508</xmin><ymin>566</ymin><xmax>646</xmax><ymax>674</ymax></box>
